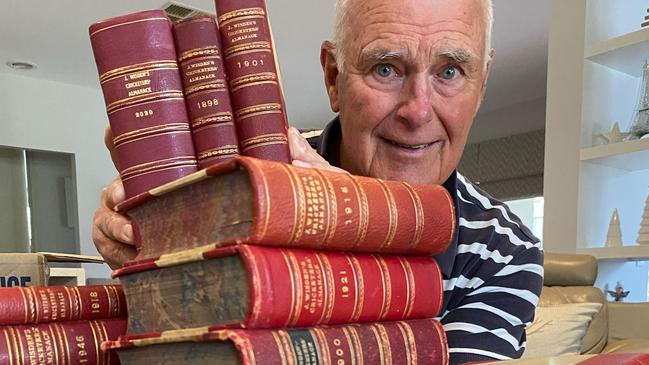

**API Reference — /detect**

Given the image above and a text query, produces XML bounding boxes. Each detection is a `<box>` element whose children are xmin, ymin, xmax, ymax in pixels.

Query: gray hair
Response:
<box><xmin>331</xmin><ymin>0</ymin><xmax>494</xmax><ymax>70</ymax></box>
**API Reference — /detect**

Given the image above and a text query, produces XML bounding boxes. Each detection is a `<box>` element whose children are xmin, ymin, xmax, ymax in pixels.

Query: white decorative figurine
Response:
<box><xmin>605</xmin><ymin>209</ymin><xmax>623</xmax><ymax>247</ymax></box>
<box><xmin>638</xmin><ymin>192</ymin><xmax>649</xmax><ymax>245</ymax></box>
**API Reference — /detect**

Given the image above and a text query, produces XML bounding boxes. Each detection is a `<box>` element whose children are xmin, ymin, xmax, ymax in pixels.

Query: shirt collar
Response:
<box><xmin>316</xmin><ymin>116</ymin><xmax>459</xmax><ymax>278</ymax></box>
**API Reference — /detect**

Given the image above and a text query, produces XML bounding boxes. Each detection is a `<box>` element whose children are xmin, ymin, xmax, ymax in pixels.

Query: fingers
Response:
<box><xmin>288</xmin><ymin>127</ymin><xmax>347</xmax><ymax>174</ymax></box>
<box><xmin>104</xmin><ymin>126</ymin><xmax>120</xmax><ymax>170</ymax></box>
<box><xmin>92</xmin><ymin>177</ymin><xmax>136</xmax><ymax>269</ymax></box>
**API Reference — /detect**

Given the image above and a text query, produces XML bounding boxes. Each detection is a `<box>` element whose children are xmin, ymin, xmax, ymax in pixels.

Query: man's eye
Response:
<box><xmin>375</xmin><ymin>64</ymin><xmax>394</xmax><ymax>78</ymax></box>
<box><xmin>440</xmin><ymin>66</ymin><xmax>459</xmax><ymax>80</ymax></box>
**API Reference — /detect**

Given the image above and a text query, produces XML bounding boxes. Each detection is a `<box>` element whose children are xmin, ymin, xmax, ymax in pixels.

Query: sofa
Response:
<box><xmin>480</xmin><ymin>253</ymin><xmax>649</xmax><ymax>364</ymax></box>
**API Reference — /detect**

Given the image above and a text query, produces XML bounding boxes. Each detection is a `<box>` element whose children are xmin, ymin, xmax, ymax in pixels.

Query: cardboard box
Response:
<box><xmin>0</xmin><ymin>253</ymin><xmax>48</xmax><ymax>287</ymax></box>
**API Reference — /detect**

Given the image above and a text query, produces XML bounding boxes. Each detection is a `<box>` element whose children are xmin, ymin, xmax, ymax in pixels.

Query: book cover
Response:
<box><xmin>114</xmin><ymin>244</ymin><xmax>443</xmax><ymax>334</ymax></box>
<box><xmin>117</xmin><ymin>157</ymin><xmax>455</xmax><ymax>264</ymax></box>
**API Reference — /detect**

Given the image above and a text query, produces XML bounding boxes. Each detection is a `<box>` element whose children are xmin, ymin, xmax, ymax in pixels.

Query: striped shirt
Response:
<box><xmin>309</xmin><ymin>118</ymin><xmax>544</xmax><ymax>364</ymax></box>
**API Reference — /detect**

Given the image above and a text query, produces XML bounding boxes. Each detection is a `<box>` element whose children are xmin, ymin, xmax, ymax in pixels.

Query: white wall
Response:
<box><xmin>0</xmin><ymin>72</ymin><xmax>115</xmax><ymax>279</ymax></box>
<box><xmin>469</xmin><ymin>97</ymin><xmax>547</xmax><ymax>144</ymax></box>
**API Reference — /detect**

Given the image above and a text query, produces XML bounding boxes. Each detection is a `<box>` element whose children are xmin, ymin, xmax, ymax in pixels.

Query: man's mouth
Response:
<box><xmin>383</xmin><ymin>138</ymin><xmax>436</xmax><ymax>150</ymax></box>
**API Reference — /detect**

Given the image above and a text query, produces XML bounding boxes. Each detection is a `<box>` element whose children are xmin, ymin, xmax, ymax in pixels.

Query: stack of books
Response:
<box><xmin>89</xmin><ymin>1</ymin><xmax>456</xmax><ymax>364</ymax></box>
<box><xmin>100</xmin><ymin>156</ymin><xmax>455</xmax><ymax>364</ymax></box>
<box><xmin>0</xmin><ymin>285</ymin><xmax>127</xmax><ymax>365</ymax></box>
<box><xmin>89</xmin><ymin>1</ymin><xmax>291</xmax><ymax>200</ymax></box>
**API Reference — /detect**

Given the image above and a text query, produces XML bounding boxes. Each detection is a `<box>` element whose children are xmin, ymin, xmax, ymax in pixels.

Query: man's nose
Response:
<box><xmin>395</xmin><ymin>74</ymin><xmax>433</xmax><ymax>128</ymax></box>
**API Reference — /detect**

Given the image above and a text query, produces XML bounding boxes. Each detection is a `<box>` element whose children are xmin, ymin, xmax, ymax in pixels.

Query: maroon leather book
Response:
<box><xmin>116</xmin><ymin>157</ymin><xmax>456</xmax><ymax>264</ymax></box>
<box><xmin>577</xmin><ymin>354</ymin><xmax>649</xmax><ymax>365</ymax></box>
<box><xmin>114</xmin><ymin>244</ymin><xmax>444</xmax><ymax>334</ymax></box>
<box><xmin>0</xmin><ymin>285</ymin><xmax>126</xmax><ymax>325</ymax></box>
<box><xmin>173</xmin><ymin>15</ymin><xmax>240</xmax><ymax>168</ymax></box>
<box><xmin>105</xmin><ymin>318</ymin><xmax>449</xmax><ymax>365</ymax></box>
<box><xmin>214</xmin><ymin>0</ymin><xmax>291</xmax><ymax>163</ymax></box>
<box><xmin>89</xmin><ymin>10</ymin><xmax>198</xmax><ymax>199</ymax></box>
<box><xmin>0</xmin><ymin>318</ymin><xmax>126</xmax><ymax>365</ymax></box>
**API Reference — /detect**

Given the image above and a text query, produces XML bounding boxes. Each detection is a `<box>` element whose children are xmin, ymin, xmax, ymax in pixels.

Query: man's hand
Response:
<box><xmin>288</xmin><ymin>127</ymin><xmax>346</xmax><ymax>174</ymax></box>
<box><xmin>92</xmin><ymin>177</ymin><xmax>137</xmax><ymax>269</ymax></box>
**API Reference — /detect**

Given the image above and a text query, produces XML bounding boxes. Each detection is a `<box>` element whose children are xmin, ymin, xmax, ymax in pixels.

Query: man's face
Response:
<box><xmin>324</xmin><ymin>0</ymin><xmax>492</xmax><ymax>185</ymax></box>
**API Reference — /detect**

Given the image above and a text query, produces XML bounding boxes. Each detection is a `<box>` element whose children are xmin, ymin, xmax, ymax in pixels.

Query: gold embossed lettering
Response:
<box><xmin>236</xmin><ymin>59</ymin><xmax>265</xmax><ymax>68</ymax></box>
<box><xmin>197</xmin><ymin>98</ymin><xmax>220</xmax><ymax>109</ymax></box>
<box><xmin>135</xmin><ymin>109</ymin><xmax>154</xmax><ymax>118</ymax></box>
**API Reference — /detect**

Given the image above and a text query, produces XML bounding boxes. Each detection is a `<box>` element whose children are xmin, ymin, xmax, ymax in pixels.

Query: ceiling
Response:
<box><xmin>0</xmin><ymin>0</ymin><xmax>548</xmax><ymax>131</ymax></box>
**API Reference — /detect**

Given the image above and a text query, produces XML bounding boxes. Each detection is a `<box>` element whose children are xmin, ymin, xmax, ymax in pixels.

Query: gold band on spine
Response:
<box><xmin>90</xmin><ymin>17</ymin><xmax>170</xmax><ymax>37</ymax></box>
<box><xmin>317</xmin><ymin>253</ymin><xmax>336</xmax><ymax>324</ymax></box>
<box><xmin>311</xmin><ymin>328</ymin><xmax>331</xmax><ymax>363</ymax></box>
<box><xmin>197</xmin><ymin>146</ymin><xmax>239</xmax><ymax>161</ymax></box>
<box><xmin>19</xmin><ymin>287</ymin><xmax>31</xmax><ymax>324</ymax></box>
<box><xmin>235</xmin><ymin>103</ymin><xmax>282</xmax><ymax>119</ymax></box>
<box><xmin>282</xmin><ymin>164</ymin><xmax>305</xmax><ymax>246</ymax></box>
<box><xmin>185</xmin><ymin>80</ymin><xmax>227</xmax><ymax>95</ymax></box>
<box><xmin>242</xmin><ymin>245</ymin><xmax>263</xmax><ymax>328</ymax></box>
<box><xmin>376</xmin><ymin>324</ymin><xmax>393</xmax><ymax>365</ymax></box>
<box><xmin>349</xmin><ymin>255</ymin><xmax>365</xmax><ymax>323</ymax></box>
<box><xmin>396</xmin><ymin>321</ymin><xmax>417</xmax><ymax>365</ymax></box>
<box><xmin>240</xmin><ymin>133</ymin><xmax>287</xmax><ymax>149</ymax></box>
<box><xmin>218</xmin><ymin>8</ymin><xmax>265</xmax><ymax>23</ymax></box>
<box><xmin>271</xmin><ymin>332</ymin><xmax>289</xmax><ymax>365</ymax></box>
<box><xmin>376</xmin><ymin>179</ymin><xmax>398</xmax><ymax>251</ymax></box>
<box><xmin>242</xmin><ymin>140</ymin><xmax>288</xmax><ymax>153</ymax></box>
<box><xmin>401</xmin><ymin>182</ymin><xmax>424</xmax><ymax>251</ymax></box>
<box><xmin>348</xmin><ymin>176</ymin><xmax>369</xmax><ymax>250</ymax></box>
<box><xmin>369</xmin><ymin>325</ymin><xmax>386</xmax><ymax>365</ymax></box>
<box><xmin>121</xmin><ymin>156</ymin><xmax>197</xmax><ymax>182</ymax></box>
<box><xmin>113</xmin><ymin>123</ymin><xmax>190</xmax><ymax>147</ymax></box>
<box><xmin>3</xmin><ymin>328</ymin><xmax>14</xmax><ymax>365</ymax></box>
<box><xmin>224</xmin><ymin>41</ymin><xmax>271</xmax><ymax>58</ymax></box>
<box><xmin>8</xmin><ymin>327</ymin><xmax>21</xmax><ymax>365</ymax></box>
<box><xmin>287</xmin><ymin>251</ymin><xmax>304</xmax><ymax>326</ymax></box>
<box><xmin>398</xmin><ymin>257</ymin><xmax>416</xmax><ymax>318</ymax></box>
<box><xmin>278</xmin><ymin>331</ymin><xmax>294</xmax><ymax>365</ymax></box>
<box><xmin>229</xmin><ymin>72</ymin><xmax>277</xmax><ymax>91</ymax></box>
<box><xmin>97</xmin><ymin>321</ymin><xmax>111</xmax><ymax>365</ymax></box>
<box><xmin>99</xmin><ymin>61</ymin><xmax>178</xmax><ymax>84</ymax></box>
<box><xmin>314</xmin><ymin>169</ymin><xmax>337</xmax><ymax>248</ymax></box>
<box><xmin>191</xmin><ymin>112</ymin><xmax>233</xmax><ymax>129</ymax></box>
<box><xmin>280</xmin><ymin>250</ymin><xmax>298</xmax><ymax>327</ymax></box>
<box><xmin>106</xmin><ymin>90</ymin><xmax>184</xmax><ymax>114</ymax></box>
<box><xmin>178</xmin><ymin>46</ymin><xmax>220</xmax><ymax>63</ymax></box>
<box><xmin>65</xmin><ymin>286</ymin><xmax>76</xmax><ymax>320</ymax></box>
<box><xmin>88</xmin><ymin>321</ymin><xmax>99</xmax><ymax>365</ymax></box>
<box><xmin>375</xmin><ymin>256</ymin><xmax>392</xmax><ymax>321</ymax></box>
<box><xmin>30</xmin><ymin>287</ymin><xmax>39</xmax><ymax>323</ymax></box>
<box><xmin>347</xmin><ymin>326</ymin><xmax>364</xmax><ymax>365</ymax></box>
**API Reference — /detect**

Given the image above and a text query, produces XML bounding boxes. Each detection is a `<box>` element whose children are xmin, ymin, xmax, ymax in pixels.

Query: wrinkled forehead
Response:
<box><xmin>346</xmin><ymin>0</ymin><xmax>487</xmax><ymax>46</ymax></box>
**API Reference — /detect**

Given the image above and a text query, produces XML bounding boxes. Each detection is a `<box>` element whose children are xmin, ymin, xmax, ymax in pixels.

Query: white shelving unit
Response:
<box><xmin>545</xmin><ymin>0</ymin><xmax>649</xmax><ymax>263</ymax></box>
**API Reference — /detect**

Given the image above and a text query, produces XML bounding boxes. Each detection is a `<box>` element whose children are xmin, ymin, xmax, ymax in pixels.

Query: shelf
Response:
<box><xmin>585</xmin><ymin>28</ymin><xmax>649</xmax><ymax>77</ymax></box>
<box><xmin>577</xmin><ymin>246</ymin><xmax>649</xmax><ymax>261</ymax></box>
<box><xmin>580</xmin><ymin>138</ymin><xmax>649</xmax><ymax>171</ymax></box>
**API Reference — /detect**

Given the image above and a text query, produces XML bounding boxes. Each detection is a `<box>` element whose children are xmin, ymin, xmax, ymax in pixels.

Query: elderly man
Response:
<box><xmin>93</xmin><ymin>0</ymin><xmax>543</xmax><ymax>363</ymax></box>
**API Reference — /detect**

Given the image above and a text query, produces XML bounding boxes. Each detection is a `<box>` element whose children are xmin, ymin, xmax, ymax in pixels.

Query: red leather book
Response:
<box><xmin>214</xmin><ymin>0</ymin><xmax>291</xmax><ymax>163</ymax></box>
<box><xmin>577</xmin><ymin>353</ymin><xmax>649</xmax><ymax>365</ymax></box>
<box><xmin>104</xmin><ymin>318</ymin><xmax>449</xmax><ymax>365</ymax></box>
<box><xmin>173</xmin><ymin>15</ymin><xmax>240</xmax><ymax>168</ymax></box>
<box><xmin>117</xmin><ymin>157</ymin><xmax>455</xmax><ymax>264</ymax></box>
<box><xmin>0</xmin><ymin>285</ymin><xmax>126</xmax><ymax>325</ymax></box>
<box><xmin>0</xmin><ymin>318</ymin><xmax>126</xmax><ymax>365</ymax></box>
<box><xmin>113</xmin><ymin>244</ymin><xmax>443</xmax><ymax>334</ymax></box>
<box><xmin>89</xmin><ymin>10</ymin><xmax>198</xmax><ymax>199</ymax></box>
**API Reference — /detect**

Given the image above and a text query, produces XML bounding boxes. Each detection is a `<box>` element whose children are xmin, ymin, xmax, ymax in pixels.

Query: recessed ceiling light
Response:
<box><xmin>6</xmin><ymin>61</ymin><xmax>37</xmax><ymax>70</ymax></box>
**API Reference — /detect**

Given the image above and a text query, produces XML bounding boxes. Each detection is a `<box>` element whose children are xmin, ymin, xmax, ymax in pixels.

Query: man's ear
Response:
<box><xmin>321</xmin><ymin>40</ymin><xmax>340</xmax><ymax>113</ymax></box>
<box><xmin>481</xmin><ymin>48</ymin><xmax>495</xmax><ymax>98</ymax></box>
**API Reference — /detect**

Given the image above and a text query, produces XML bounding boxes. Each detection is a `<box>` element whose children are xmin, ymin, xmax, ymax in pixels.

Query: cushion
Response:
<box><xmin>522</xmin><ymin>302</ymin><xmax>602</xmax><ymax>359</ymax></box>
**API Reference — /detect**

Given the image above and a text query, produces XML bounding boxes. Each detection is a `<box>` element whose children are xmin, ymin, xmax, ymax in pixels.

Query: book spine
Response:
<box><xmin>173</xmin><ymin>15</ymin><xmax>240</xmax><ymax>168</ymax></box>
<box><xmin>89</xmin><ymin>10</ymin><xmax>198</xmax><ymax>199</ymax></box>
<box><xmin>244</xmin><ymin>158</ymin><xmax>456</xmax><ymax>254</ymax></box>
<box><xmin>242</xmin><ymin>245</ymin><xmax>443</xmax><ymax>328</ymax></box>
<box><xmin>577</xmin><ymin>354</ymin><xmax>649</xmax><ymax>365</ymax></box>
<box><xmin>214</xmin><ymin>0</ymin><xmax>291</xmax><ymax>163</ymax></box>
<box><xmin>233</xmin><ymin>318</ymin><xmax>449</xmax><ymax>365</ymax></box>
<box><xmin>0</xmin><ymin>285</ymin><xmax>127</xmax><ymax>325</ymax></box>
<box><xmin>0</xmin><ymin>318</ymin><xmax>126</xmax><ymax>365</ymax></box>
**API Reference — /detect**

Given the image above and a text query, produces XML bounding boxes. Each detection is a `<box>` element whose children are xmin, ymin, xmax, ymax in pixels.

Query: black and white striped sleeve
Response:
<box><xmin>441</xmin><ymin>174</ymin><xmax>544</xmax><ymax>364</ymax></box>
